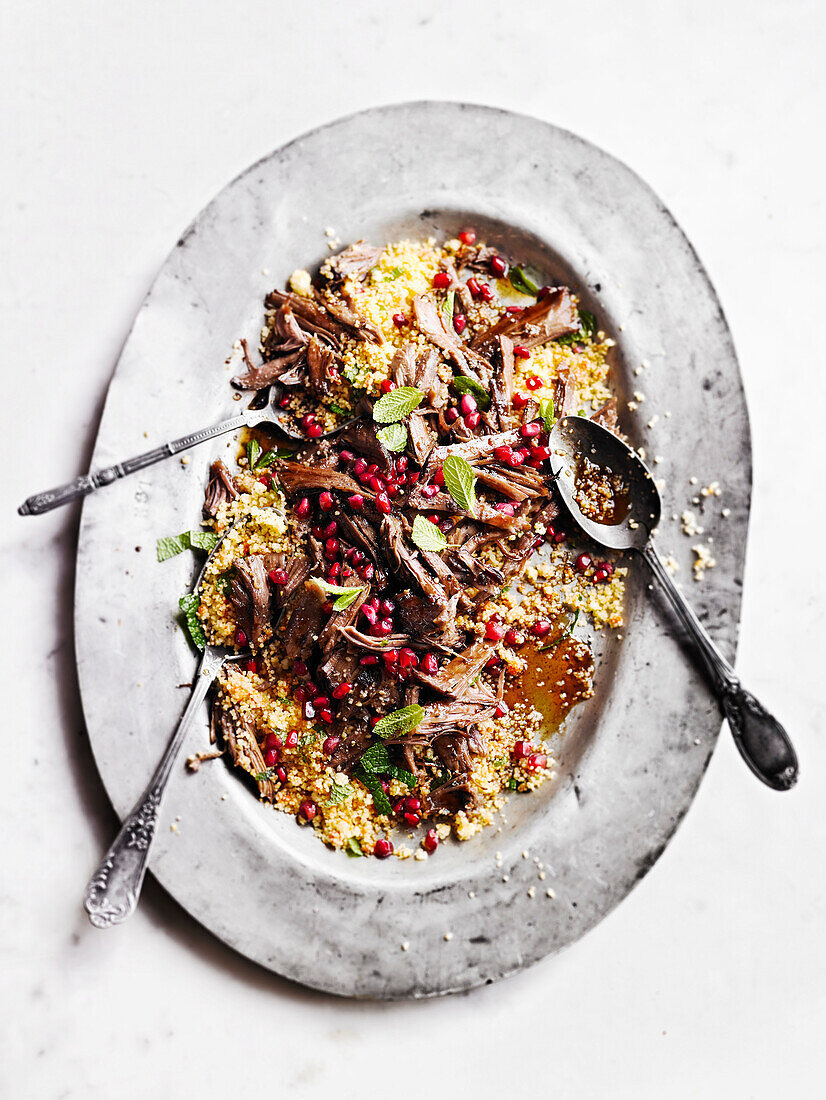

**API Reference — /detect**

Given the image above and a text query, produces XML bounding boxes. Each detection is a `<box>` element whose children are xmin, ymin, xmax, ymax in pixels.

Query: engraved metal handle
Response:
<box><xmin>84</xmin><ymin>646</ymin><xmax>226</xmax><ymax>927</ymax></box>
<box><xmin>19</xmin><ymin>413</ymin><xmax>253</xmax><ymax>515</ymax></box>
<box><xmin>642</xmin><ymin>541</ymin><xmax>798</xmax><ymax>791</ymax></box>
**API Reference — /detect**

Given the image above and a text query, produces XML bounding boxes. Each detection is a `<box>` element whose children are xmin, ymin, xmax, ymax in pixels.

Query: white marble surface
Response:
<box><xmin>1</xmin><ymin>1</ymin><xmax>824</xmax><ymax>1096</ymax></box>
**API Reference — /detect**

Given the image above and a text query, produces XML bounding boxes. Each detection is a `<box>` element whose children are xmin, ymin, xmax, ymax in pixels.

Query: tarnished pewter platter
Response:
<box><xmin>75</xmin><ymin>102</ymin><xmax>751</xmax><ymax>998</ymax></box>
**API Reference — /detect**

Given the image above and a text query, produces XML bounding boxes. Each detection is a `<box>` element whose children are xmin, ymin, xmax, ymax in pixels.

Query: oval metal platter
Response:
<box><xmin>75</xmin><ymin>102</ymin><xmax>751</xmax><ymax>998</ymax></box>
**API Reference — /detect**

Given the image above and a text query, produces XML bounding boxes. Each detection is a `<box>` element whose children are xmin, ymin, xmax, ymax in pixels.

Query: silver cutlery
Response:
<box><xmin>18</xmin><ymin>384</ymin><xmax>354</xmax><ymax>516</ymax></box>
<box><xmin>84</xmin><ymin>532</ymin><xmax>243</xmax><ymax>927</ymax></box>
<box><xmin>549</xmin><ymin>415</ymin><xmax>798</xmax><ymax>791</ymax></box>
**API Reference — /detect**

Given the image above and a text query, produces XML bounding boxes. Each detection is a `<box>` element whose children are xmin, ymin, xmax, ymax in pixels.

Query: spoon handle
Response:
<box><xmin>641</xmin><ymin>542</ymin><xmax>798</xmax><ymax>791</ymax></box>
<box><xmin>17</xmin><ymin>413</ymin><xmax>251</xmax><ymax>515</ymax></box>
<box><xmin>83</xmin><ymin>646</ymin><xmax>226</xmax><ymax>927</ymax></box>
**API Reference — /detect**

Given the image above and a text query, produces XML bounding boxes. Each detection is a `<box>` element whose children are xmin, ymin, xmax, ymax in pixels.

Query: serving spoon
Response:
<box><xmin>549</xmin><ymin>415</ymin><xmax>798</xmax><ymax>791</ymax></box>
<box><xmin>84</xmin><ymin>529</ymin><xmax>245</xmax><ymax>927</ymax></box>
<box><xmin>18</xmin><ymin>383</ymin><xmax>355</xmax><ymax>516</ymax></box>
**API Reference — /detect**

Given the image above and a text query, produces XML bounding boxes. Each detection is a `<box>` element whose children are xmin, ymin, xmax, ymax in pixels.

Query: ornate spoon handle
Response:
<box><xmin>84</xmin><ymin>647</ymin><xmax>226</xmax><ymax>927</ymax></box>
<box><xmin>18</xmin><ymin>413</ymin><xmax>252</xmax><ymax>515</ymax></box>
<box><xmin>642</xmin><ymin>541</ymin><xmax>798</xmax><ymax>791</ymax></box>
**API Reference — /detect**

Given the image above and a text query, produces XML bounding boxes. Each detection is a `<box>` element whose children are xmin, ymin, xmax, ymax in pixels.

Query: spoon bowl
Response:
<box><xmin>549</xmin><ymin>415</ymin><xmax>661</xmax><ymax>549</ymax></box>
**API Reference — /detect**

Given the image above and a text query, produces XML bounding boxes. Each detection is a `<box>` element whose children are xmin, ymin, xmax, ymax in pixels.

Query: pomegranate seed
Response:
<box><xmin>352</xmin><ymin>458</ymin><xmax>367</xmax><ymax>477</ymax></box>
<box><xmin>347</xmin><ymin>493</ymin><xmax>365</xmax><ymax>512</ymax></box>
<box><xmin>274</xmin><ymin>765</ymin><xmax>287</xmax><ymax>783</ymax></box>
<box><xmin>509</xmin><ymin>450</ymin><xmax>525</xmax><ymax>466</ymax></box>
<box><xmin>521</xmin><ymin>421</ymin><xmax>541</xmax><ymax>438</ymax></box>
<box><xmin>374</xmin><ymin>838</ymin><xmax>393</xmax><ymax>859</ymax></box>
<box><xmin>380</xmin><ymin>378</ymin><xmax>396</xmax><ymax>393</ymax></box>
<box><xmin>375</xmin><ymin>492</ymin><xmax>391</xmax><ymax>514</ymax></box>
<box><xmin>526</xmin><ymin>375</ymin><xmax>542</xmax><ymax>391</ymax></box>
<box><xmin>423</xmin><ymin>828</ymin><xmax>439</xmax><ymax>853</ymax></box>
<box><xmin>317</xmin><ymin>708</ymin><xmax>333</xmax><ymax>723</ymax></box>
<box><xmin>554</xmin><ymin>531</ymin><xmax>567</xmax><ymax>544</ymax></box>
<box><xmin>324</xmin><ymin>538</ymin><xmax>339</xmax><ymax>559</ymax></box>
<box><xmin>245</xmin><ymin>659</ymin><xmax>257</xmax><ymax>674</ymax></box>
<box><xmin>537</xmin><ymin>285</ymin><xmax>553</xmax><ymax>299</ymax></box>
<box><xmin>278</xmin><ymin>395</ymin><xmax>291</xmax><ymax>409</ymax></box>
<box><xmin>486</xmin><ymin>656</ymin><xmax>502</xmax><ymax>668</ymax></box>
<box><xmin>294</xmin><ymin>497</ymin><xmax>311</xmax><ymax>518</ymax></box>
<box><xmin>361</xmin><ymin>563</ymin><xmax>375</xmax><ymax>582</ymax></box>
<box><xmin>269</xmin><ymin>568</ymin><xmax>289</xmax><ymax>585</ymax></box>
<box><xmin>494</xmin><ymin>701</ymin><xmax>508</xmax><ymax>718</ymax></box>
<box><xmin>527</xmin><ymin>752</ymin><xmax>548</xmax><ymax>771</ymax></box>
<box><xmin>399</xmin><ymin>647</ymin><xmax>418</xmax><ymax>669</ymax></box>
<box><xmin>464</xmin><ymin>411</ymin><xmax>481</xmax><ymax>429</ymax></box>
<box><xmin>427</xmin><ymin>512</ymin><xmax>440</xmax><ymax>524</ymax></box>
<box><xmin>530</xmin><ymin>620</ymin><xmax>552</xmax><ymax>637</ymax></box>
<box><xmin>512</xmin><ymin>392</ymin><xmax>529</xmax><ymax>409</ymax></box>
<box><xmin>593</xmin><ymin>568</ymin><xmax>609</xmax><ymax>584</ymax></box>
<box><xmin>458</xmin><ymin>228</ymin><xmax>476</xmax><ymax>245</ymax></box>
<box><xmin>299</xmin><ymin>800</ymin><xmax>317</xmax><ymax>822</ymax></box>
<box><xmin>489</xmin><ymin>254</ymin><xmax>507</xmax><ymax>277</ymax></box>
<box><xmin>575</xmin><ymin>553</ymin><xmax>592</xmax><ymax>572</ymax></box>
<box><xmin>599</xmin><ymin>561</ymin><xmax>614</xmax><ymax>576</ymax></box>
<box><xmin>432</xmin><ymin>271</ymin><xmax>451</xmax><ymax>289</ymax></box>
<box><xmin>459</xmin><ymin>394</ymin><xmax>477</xmax><ymax>416</ymax></box>
<box><xmin>505</xmin><ymin>628</ymin><xmax>525</xmax><ymax>646</ymax></box>
<box><xmin>396</xmin><ymin>472</ymin><xmax>407</xmax><ymax>485</ymax></box>
<box><xmin>530</xmin><ymin>445</ymin><xmax>550</xmax><ymax>461</ymax></box>
<box><xmin>466</xmin><ymin>276</ymin><xmax>482</xmax><ymax>298</ymax></box>
<box><xmin>513</xmin><ymin>345</ymin><xmax>530</xmax><ymax>359</ymax></box>
<box><xmin>368</xmin><ymin>474</ymin><xmax>383</xmax><ymax>493</ymax></box>
<box><xmin>258</xmin><ymin>474</ymin><xmax>272</xmax><ymax>488</ymax></box>
<box><xmin>292</xmin><ymin>660</ymin><xmax>308</xmax><ymax>676</ymax></box>
<box><xmin>494</xmin><ymin>445</ymin><xmax>514</xmax><ymax>464</ymax></box>
<box><xmin>382</xmin><ymin>649</ymin><xmax>398</xmax><ymax>667</ymax></box>
<box><xmin>421</xmin><ymin>483</ymin><xmax>439</xmax><ymax>499</ymax></box>
<box><xmin>307</xmin><ymin>423</ymin><xmax>323</xmax><ymax>439</ymax></box>
<box><xmin>453</xmin><ymin>313</ymin><xmax>467</xmax><ymax>334</ymax></box>
<box><xmin>349</xmin><ymin>548</ymin><xmax>364</xmax><ymax>565</ymax></box>
<box><xmin>234</xmin><ymin>628</ymin><xmax>247</xmax><ymax>647</ymax></box>
<box><xmin>421</xmin><ymin>653</ymin><xmax>438</xmax><ymax>674</ymax></box>
<box><xmin>339</xmin><ymin>449</ymin><xmax>355</xmax><ymax>464</ymax></box>
<box><xmin>407</xmin><ymin>470</ymin><xmax>420</xmax><ymax>484</ymax></box>
<box><xmin>285</xmin><ymin>729</ymin><xmax>299</xmax><ymax>748</ymax></box>
<box><xmin>312</xmin><ymin>524</ymin><xmax>324</xmax><ymax>538</ymax></box>
<box><xmin>378</xmin><ymin>598</ymin><xmax>395</xmax><ymax>616</ymax></box>
<box><xmin>396</xmin><ymin>456</ymin><xmax>408</xmax><ymax>472</ymax></box>
<box><xmin>445</xmin><ymin>406</ymin><xmax>459</xmax><ymax>424</ymax></box>
<box><xmin>512</xmin><ymin>740</ymin><xmax>531</xmax><ymax>760</ymax></box>
<box><xmin>403</xmin><ymin>811</ymin><xmax>420</xmax><ymax>827</ymax></box>
<box><xmin>319</xmin><ymin>491</ymin><xmax>333</xmax><ymax>511</ymax></box>
<box><xmin>392</xmin><ymin>312</ymin><xmax>407</xmax><ymax>328</ymax></box>
<box><xmin>479</xmin><ymin>283</ymin><xmax>494</xmax><ymax>302</ymax></box>
<box><xmin>494</xmin><ymin>501</ymin><xmax>515</xmax><ymax>515</ymax></box>
<box><xmin>265</xmin><ymin>732</ymin><xmax>283</xmax><ymax>750</ymax></box>
<box><xmin>362</xmin><ymin>605</ymin><xmax>378</xmax><ymax>626</ymax></box>
<box><xmin>312</xmin><ymin>695</ymin><xmax>330</xmax><ymax>709</ymax></box>
<box><xmin>323</xmin><ymin>521</ymin><xmax>338</xmax><ymax>540</ymax></box>
<box><xmin>370</xmin><ymin>619</ymin><xmax>393</xmax><ymax>637</ymax></box>
<box><xmin>432</xmin><ymin>466</ymin><xmax>444</xmax><ymax>486</ymax></box>
<box><xmin>485</xmin><ymin>620</ymin><xmax>506</xmax><ymax>641</ymax></box>
<box><xmin>264</xmin><ymin>747</ymin><xmax>280</xmax><ymax>767</ymax></box>
<box><xmin>332</xmin><ymin>682</ymin><xmax>352</xmax><ymax>700</ymax></box>
<box><xmin>322</xmin><ymin>736</ymin><xmax>340</xmax><ymax>755</ymax></box>
<box><xmin>359</xmin><ymin>656</ymin><xmax>379</xmax><ymax>669</ymax></box>
<box><xmin>506</xmin><ymin>304</ymin><xmax>523</xmax><ymax>314</ymax></box>
<box><xmin>300</xmin><ymin>413</ymin><xmax>316</xmax><ymax>431</ymax></box>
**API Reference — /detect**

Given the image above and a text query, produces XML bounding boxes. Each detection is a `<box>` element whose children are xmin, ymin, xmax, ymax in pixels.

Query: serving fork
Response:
<box><xmin>18</xmin><ymin>383</ymin><xmax>355</xmax><ymax>516</ymax></box>
<box><xmin>83</xmin><ymin>530</ymin><xmax>243</xmax><ymax>927</ymax></box>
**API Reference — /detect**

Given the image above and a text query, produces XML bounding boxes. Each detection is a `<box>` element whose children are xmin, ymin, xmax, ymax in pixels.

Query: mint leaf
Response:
<box><xmin>345</xmin><ymin>837</ymin><xmax>364</xmax><ymax>857</ymax></box>
<box><xmin>538</xmin><ymin>396</ymin><xmax>556</xmax><ymax>434</ymax></box>
<box><xmin>386</xmin><ymin>765</ymin><xmax>416</xmax><ymax>786</ymax></box>
<box><xmin>311</xmin><ymin>577</ymin><xmax>365</xmax><ymax>611</ymax></box>
<box><xmin>325</xmin><ymin>781</ymin><xmax>354</xmax><ymax>807</ymax></box>
<box><xmin>255</xmin><ymin>449</ymin><xmax>279</xmax><ymax>469</ymax></box>
<box><xmin>373</xmin><ymin>705</ymin><xmax>425</xmax><ymax>739</ymax></box>
<box><xmin>355</xmin><ymin>766</ymin><xmax>393</xmax><ymax>815</ymax></box>
<box><xmin>579</xmin><ymin>310</ymin><xmax>597</xmax><ymax>339</ymax></box>
<box><xmin>412</xmin><ymin>514</ymin><xmax>447</xmax><ymax>552</ymax></box>
<box><xmin>442</xmin><ymin>454</ymin><xmax>477</xmax><ymax>513</ymax></box>
<box><xmin>509</xmin><ymin>266</ymin><xmax>539</xmax><ymax>296</ymax></box>
<box><xmin>377</xmin><ymin>423</ymin><xmax>408</xmax><ymax>452</ymax></box>
<box><xmin>452</xmin><ymin>375</ymin><xmax>491</xmax><ymax>411</ymax></box>
<box><xmin>246</xmin><ymin>438</ymin><xmax>261</xmax><ymax>471</ymax></box>
<box><xmin>360</xmin><ymin>742</ymin><xmax>391</xmax><ymax>772</ymax></box>
<box><xmin>372</xmin><ymin>386</ymin><xmax>424</xmax><ymax>423</ymax></box>
<box><xmin>157</xmin><ymin>530</ymin><xmax>218</xmax><ymax>562</ymax></box>
<box><xmin>441</xmin><ymin>288</ymin><xmax>455</xmax><ymax>327</ymax></box>
<box><xmin>178</xmin><ymin>592</ymin><xmax>206</xmax><ymax>650</ymax></box>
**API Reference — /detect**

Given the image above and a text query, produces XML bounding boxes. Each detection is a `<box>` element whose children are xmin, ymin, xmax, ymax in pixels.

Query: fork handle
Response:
<box><xmin>18</xmin><ymin>413</ymin><xmax>251</xmax><ymax>515</ymax></box>
<box><xmin>83</xmin><ymin>647</ymin><xmax>225</xmax><ymax>928</ymax></box>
